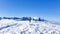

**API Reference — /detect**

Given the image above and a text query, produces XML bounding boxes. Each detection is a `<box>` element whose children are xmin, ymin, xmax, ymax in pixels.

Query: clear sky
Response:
<box><xmin>0</xmin><ymin>0</ymin><xmax>60</xmax><ymax>21</ymax></box>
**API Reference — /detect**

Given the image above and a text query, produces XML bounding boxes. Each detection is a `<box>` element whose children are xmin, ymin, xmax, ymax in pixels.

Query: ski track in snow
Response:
<box><xmin>0</xmin><ymin>19</ymin><xmax>60</xmax><ymax>34</ymax></box>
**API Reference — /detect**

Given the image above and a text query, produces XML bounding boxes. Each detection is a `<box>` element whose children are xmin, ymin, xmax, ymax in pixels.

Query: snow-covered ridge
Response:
<box><xmin>0</xmin><ymin>17</ymin><xmax>46</xmax><ymax>21</ymax></box>
<box><xmin>0</xmin><ymin>17</ymin><xmax>60</xmax><ymax>34</ymax></box>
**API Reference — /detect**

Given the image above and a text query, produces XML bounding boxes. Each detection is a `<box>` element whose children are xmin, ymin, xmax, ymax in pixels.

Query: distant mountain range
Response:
<box><xmin>0</xmin><ymin>17</ymin><xmax>47</xmax><ymax>22</ymax></box>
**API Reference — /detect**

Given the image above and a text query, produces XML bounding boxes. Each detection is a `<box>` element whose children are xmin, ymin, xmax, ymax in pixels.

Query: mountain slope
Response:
<box><xmin>0</xmin><ymin>17</ymin><xmax>60</xmax><ymax>34</ymax></box>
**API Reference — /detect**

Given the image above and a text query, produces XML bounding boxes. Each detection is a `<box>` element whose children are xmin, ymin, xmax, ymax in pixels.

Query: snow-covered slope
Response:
<box><xmin>0</xmin><ymin>17</ymin><xmax>60</xmax><ymax>34</ymax></box>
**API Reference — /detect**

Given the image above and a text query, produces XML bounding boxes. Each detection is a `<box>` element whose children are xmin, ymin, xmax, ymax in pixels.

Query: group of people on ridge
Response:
<box><xmin>29</xmin><ymin>17</ymin><xmax>41</xmax><ymax>22</ymax></box>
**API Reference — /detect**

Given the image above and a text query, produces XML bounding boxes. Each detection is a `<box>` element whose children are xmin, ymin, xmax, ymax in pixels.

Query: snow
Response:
<box><xmin>0</xmin><ymin>18</ymin><xmax>60</xmax><ymax>34</ymax></box>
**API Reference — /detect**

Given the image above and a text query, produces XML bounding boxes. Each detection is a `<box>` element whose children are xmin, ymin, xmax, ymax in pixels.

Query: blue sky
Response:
<box><xmin>0</xmin><ymin>0</ymin><xmax>60</xmax><ymax>21</ymax></box>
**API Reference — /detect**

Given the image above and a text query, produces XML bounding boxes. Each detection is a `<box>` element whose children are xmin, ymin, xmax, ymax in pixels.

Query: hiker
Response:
<box><xmin>29</xmin><ymin>17</ymin><xmax>31</xmax><ymax>22</ymax></box>
<box><xmin>38</xmin><ymin>17</ymin><xmax>41</xmax><ymax>21</ymax></box>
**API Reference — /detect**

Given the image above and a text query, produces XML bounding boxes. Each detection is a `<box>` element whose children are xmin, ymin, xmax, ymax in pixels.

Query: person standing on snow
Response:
<box><xmin>29</xmin><ymin>17</ymin><xmax>31</xmax><ymax>22</ymax></box>
<box><xmin>38</xmin><ymin>17</ymin><xmax>41</xmax><ymax>21</ymax></box>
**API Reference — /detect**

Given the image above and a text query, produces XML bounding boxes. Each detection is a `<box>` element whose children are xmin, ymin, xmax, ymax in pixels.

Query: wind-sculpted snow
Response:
<box><xmin>0</xmin><ymin>19</ymin><xmax>60</xmax><ymax>34</ymax></box>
